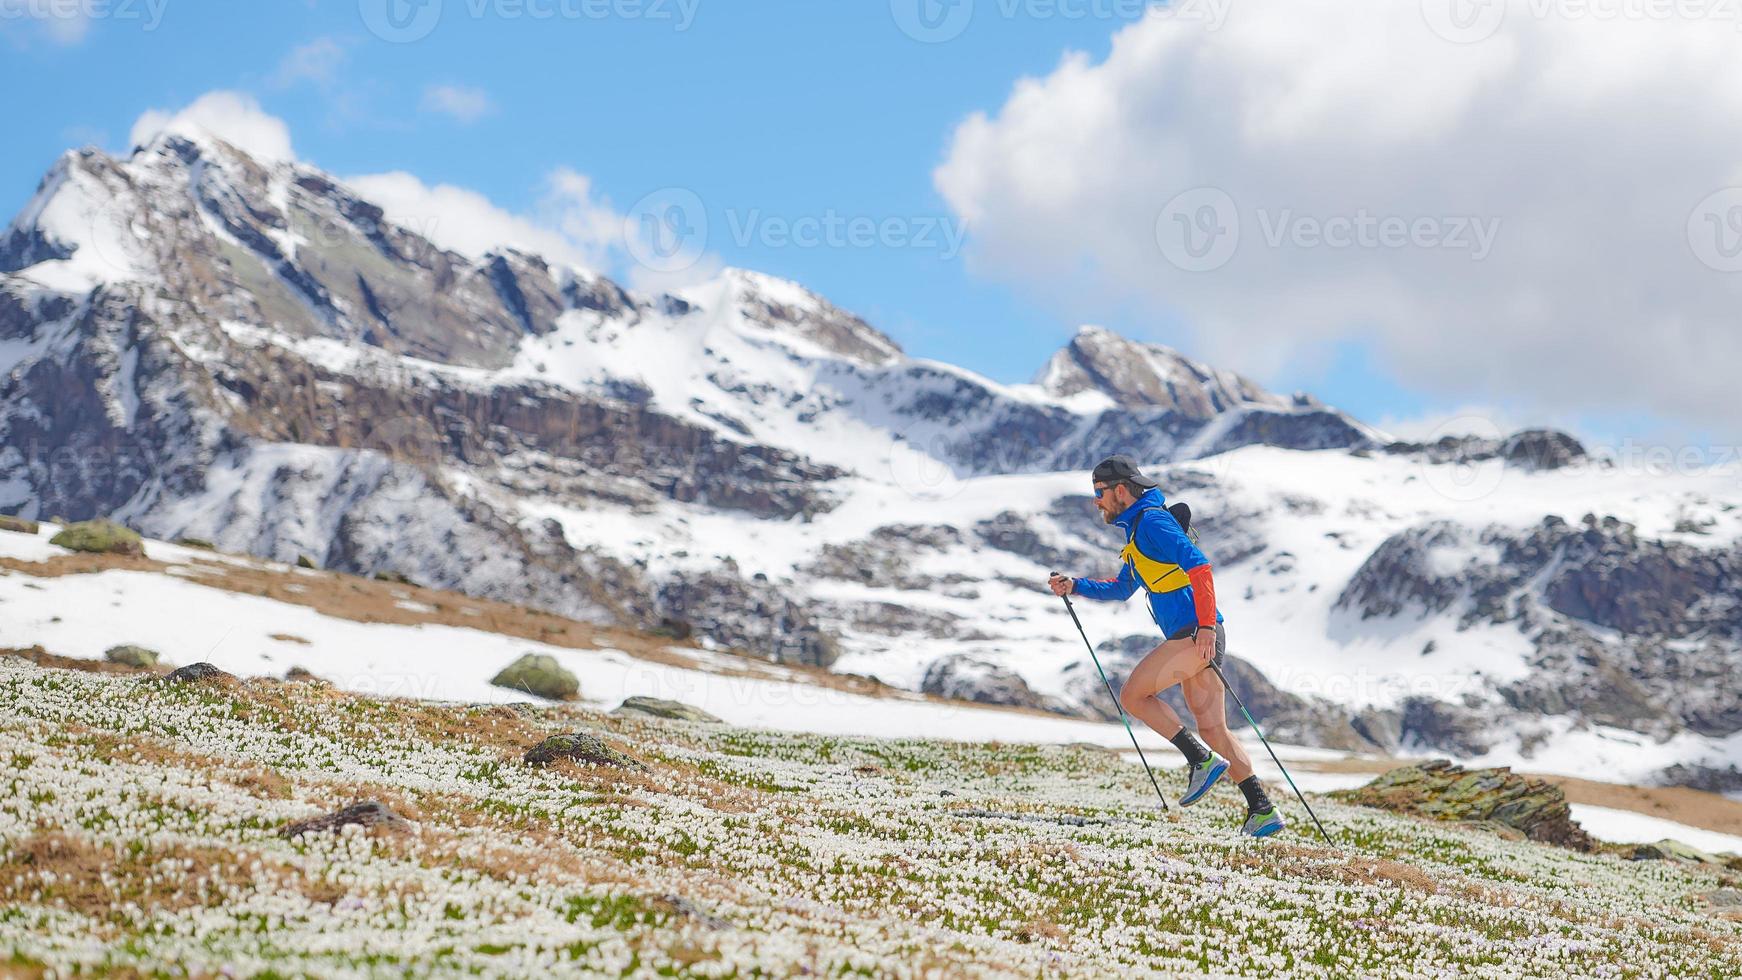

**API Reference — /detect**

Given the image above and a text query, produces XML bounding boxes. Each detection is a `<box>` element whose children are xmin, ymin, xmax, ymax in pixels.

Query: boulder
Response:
<box><xmin>279</xmin><ymin>801</ymin><xmax>411</xmax><ymax>838</ymax></box>
<box><xmin>0</xmin><ymin>514</ymin><xmax>40</xmax><ymax>535</ymax></box>
<box><xmin>1502</xmin><ymin>428</ymin><xmax>1586</xmax><ymax>471</ymax></box>
<box><xmin>489</xmin><ymin>654</ymin><xmax>579</xmax><ymax>701</ymax></box>
<box><xmin>160</xmin><ymin>662</ymin><xmax>235</xmax><ymax>685</ymax></box>
<box><xmin>296</xmin><ymin>555</ymin><xmax>318</xmax><ymax>569</ymax></box>
<box><xmin>285</xmin><ymin>666</ymin><xmax>327</xmax><ymax>684</ymax></box>
<box><xmin>174</xmin><ymin>537</ymin><xmax>215</xmax><ymax>550</ymax></box>
<box><xmin>1333</xmin><ymin>759</ymin><xmax>1595</xmax><ymax>851</ymax></box>
<box><xmin>612</xmin><ymin>696</ymin><xmax>722</xmax><ymax>723</ymax></box>
<box><xmin>523</xmin><ymin>732</ymin><xmax>648</xmax><ymax>771</ymax></box>
<box><xmin>1629</xmin><ymin>839</ymin><xmax>1724</xmax><ymax>864</ymax></box>
<box><xmin>922</xmin><ymin>654</ymin><xmax>1058</xmax><ymax>712</ymax></box>
<box><xmin>49</xmin><ymin>520</ymin><xmax>144</xmax><ymax>557</ymax></box>
<box><xmin>103</xmin><ymin>645</ymin><xmax>161</xmax><ymax>669</ymax></box>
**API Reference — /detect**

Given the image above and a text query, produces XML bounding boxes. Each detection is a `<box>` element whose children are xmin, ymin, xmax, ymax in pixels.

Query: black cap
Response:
<box><xmin>1092</xmin><ymin>455</ymin><xmax>1158</xmax><ymax>490</ymax></box>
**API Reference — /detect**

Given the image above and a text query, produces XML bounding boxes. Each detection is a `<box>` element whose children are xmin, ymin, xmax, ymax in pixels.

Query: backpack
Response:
<box><xmin>1166</xmin><ymin>501</ymin><xmax>1200</xmax><ymax>546</ymax></box>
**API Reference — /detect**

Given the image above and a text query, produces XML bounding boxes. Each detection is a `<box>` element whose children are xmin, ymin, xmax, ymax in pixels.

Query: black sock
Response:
<box><xmin>1238</xmin><ymin>776</ymin><xmax>1273</xmax><ymax>812</ymax></box>
<box><xmin>1168</xmin><ymin>728</ymin><xmax>1212</xmax><ymax>767</ymax></box>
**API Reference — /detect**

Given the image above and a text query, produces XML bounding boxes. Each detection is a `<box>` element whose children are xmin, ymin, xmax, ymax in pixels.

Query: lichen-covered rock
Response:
<box><xmin>174</xmin><ymin>537</ymin><xmax>214</xmax><ymax>550</ymax></box>
<box><xmin>104</xmin><ymin>645</ymin><xmax>160</xmax><ymax>669</ymax></box>
<box><xmin>1630</xmin><ymin>840</ymin><xmax>1724</xmax><ymax>864</ymax></box>
<box><xmin>523</xmin><ymin>732</ymin><xmax>648</xmax><ymax>771</ymax></box>
<box><xmin>1333</xmin><ymin>759</ymin><xmax>1595</xmax><ymax>852</ymax></box>
<box><xmin>49</xmin><ymin>520</ymin><xmax>143</xmax><ymax>557</ymax></box>
<box><xmin>295</xmin><ymin>554</ymin><xmax>317</xmax><ymax>569</ymax></box>
<box><xmin>0</xmin><ymin>514</ymin><xmax>40</xmax><ymax>535</ymax></box>
<box><xmin>160</xmin><ymin>662</ymin><xmax>234</xmax><ymax>685</ymax></box>
<box><xmin>490</xmin><ymin>654</ymin><xmax>579</xmax><ymax>701</ymax></box>
<box><xmin>279</xmin><ymin>801</ymin><xmax>410</xmax><ymax>838</ymax></box>
<box><xmin>612</xmin><ymin>696</ymin><xmax>722</xmax><ymax>723</ymax></box>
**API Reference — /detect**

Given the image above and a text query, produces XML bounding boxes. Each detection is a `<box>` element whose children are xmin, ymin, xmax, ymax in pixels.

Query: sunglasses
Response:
<box><xmin>1093</xmin><ymin>484</ymin><xmax>1114</xmax><ymax>499</ymax></box>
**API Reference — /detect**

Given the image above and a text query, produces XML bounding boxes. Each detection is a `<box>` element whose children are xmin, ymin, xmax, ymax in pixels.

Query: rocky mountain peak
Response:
<box><xmin>710</xmin><ymin>268</ymin><xmax>903</xmax><ymax>367</ymax></box>
<box><xmin>1037</xmin><ymin>325</ymin><xmax>1315</xmax><ymax>418</ymax></box>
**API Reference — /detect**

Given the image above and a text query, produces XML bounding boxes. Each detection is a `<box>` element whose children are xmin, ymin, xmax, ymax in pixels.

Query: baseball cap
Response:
<box><xmin>1091</xmin><ymin>455</ymin><xmax>1159</xmax><ymax>490</ymax></box>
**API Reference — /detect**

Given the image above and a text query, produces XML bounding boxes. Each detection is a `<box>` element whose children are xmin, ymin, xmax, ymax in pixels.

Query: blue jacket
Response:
<box><xmin>1074</xmin><ymin>487</ymin><xmax>1222</xmax><ymax>636</ymax></box>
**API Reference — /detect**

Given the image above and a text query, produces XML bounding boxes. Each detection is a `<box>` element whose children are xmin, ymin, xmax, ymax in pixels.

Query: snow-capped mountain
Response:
<box><xmin>4</xmin><ymin>132</ymin><xmax>1740</xmax><ymax>788</ymax></box>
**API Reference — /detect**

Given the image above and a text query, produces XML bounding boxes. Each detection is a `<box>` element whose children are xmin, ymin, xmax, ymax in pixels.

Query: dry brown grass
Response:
<box><xmin>1</xmin><ymin>646</ymin><xmax>153</xmax><ymax>676</ymax></box>
<box><xmin>64</xmin><ymin>728</ymin><xmax>292</xmax><ymax>801</ymax></box>
<box><xmin>2</xmin><ymin>833</ymin><xmax>259</xmax><ymax>919</ymax></box>
<box><xmin>0</xmin><ymin>554</ymin><xmax>165</xmax><ymax>578</ymax></box>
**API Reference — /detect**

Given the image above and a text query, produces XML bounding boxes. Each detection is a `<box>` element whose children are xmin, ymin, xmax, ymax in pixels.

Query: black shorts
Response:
<box><xmin>1168</xmin><ymin>623</ymin><xmax>1226</xmax><ymax>668</ymax></box>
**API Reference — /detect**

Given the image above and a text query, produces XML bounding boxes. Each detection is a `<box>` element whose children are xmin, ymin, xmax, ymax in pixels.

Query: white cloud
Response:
<box><xmin>935</xmin><ymin>0</ymin><xmax>1742</xmax><ymax>437</ymax></box>
<box><xmin>129</xmin><ymin>91</ymin><xmax>297</xmax><ymax>163</ymax></box>
<box><xmin>343</xmin><ymin>167</ymin><xmax>623</xmax><ymax>272</ymax></box>
<box><xmin>271</xmin><ymin>37</ymin><xmax>347</xmax><ymax>89</ymax></box>
<box><xmin>420</xmin><ymin>84</ymin><xmax>495</xmax><ymax>124</ymax></box>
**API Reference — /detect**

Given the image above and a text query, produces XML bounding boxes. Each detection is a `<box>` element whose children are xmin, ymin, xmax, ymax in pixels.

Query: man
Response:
<box><xmin>1048</xmin><ymin>455</ymin><xmax>1284</xmax><ymax>838</ymax></box>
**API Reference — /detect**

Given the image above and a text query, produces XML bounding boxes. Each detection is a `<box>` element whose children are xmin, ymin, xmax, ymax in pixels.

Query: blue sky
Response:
<box><xmin>1</xmin><ymin>1</ymin><xmax>1715</xmax><ymax>448</ymax></box>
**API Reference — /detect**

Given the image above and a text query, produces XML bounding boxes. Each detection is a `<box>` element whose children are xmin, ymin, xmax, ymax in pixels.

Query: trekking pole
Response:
<box><xmin>1210</xmin><ymin>662</ymin><xmax>1337</xmax><ymax>848</ymax></box>
<box><xmin>1055</xmin><ymin>584</ymin><xmax>1169</xmax><ymax>812</ymax></box>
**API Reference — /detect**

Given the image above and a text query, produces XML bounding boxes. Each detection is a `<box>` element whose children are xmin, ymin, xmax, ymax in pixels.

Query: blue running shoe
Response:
<box><xmin>1242</xmin><ymin>806</ymin><xmax>1286</xmax><ymax>839</ymax></box>
<box><xmin>1179</xmin><ymin>752</ymin><xmax>1229</xmax><ymax>807</ymax></box>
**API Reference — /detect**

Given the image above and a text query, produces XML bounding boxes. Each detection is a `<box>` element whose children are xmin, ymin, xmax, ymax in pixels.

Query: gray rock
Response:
<box><xmin>489</xmin><ymin>654</ymin><xmax>579</xmax><ymax>701</ymax></box>
<box><xmin>279</xmin><ymin>801</ymin><xmax>411</xmax><ymax>838</ymax></box>
<box><xmin>1700</xmin><ymin>888</ymin><xmax>1742</xmax><ymax>908</ymax></box>
<box><xmin>922</xmin><ymin>654</ymin><xmax>1068</xmax><ymax>714</ymax></box>
<box><xmin>612</xmin><ymin>696</ymin><xmax>722</xmax><ymax>723</ymax></box>
<box><xmin>104</xmin><ymin>645</ymin><xmax>160</xmax><ymax>669</ymax></box>
<box><xmin>160</xmin><ymin>662</ymin><xmax>234</xmax><ymax>684</ymax></box>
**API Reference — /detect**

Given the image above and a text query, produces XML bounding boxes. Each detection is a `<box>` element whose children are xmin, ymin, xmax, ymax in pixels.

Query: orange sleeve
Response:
<box><xmin>1186</xmin><ymin>564</ymin><xmax>1217</xmax><ymax>628</ymax></box>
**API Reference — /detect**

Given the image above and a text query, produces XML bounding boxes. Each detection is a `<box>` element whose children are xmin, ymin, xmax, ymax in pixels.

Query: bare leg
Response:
<box><xmin>1183</xmin><ymin>668</ymin><xmax>1255</xmax><ymax>783</ymax></box>
<box><xmin>1117</xmin><ymin>637</ymin><xmax>1203</xmax><ymax>739</ymax></box>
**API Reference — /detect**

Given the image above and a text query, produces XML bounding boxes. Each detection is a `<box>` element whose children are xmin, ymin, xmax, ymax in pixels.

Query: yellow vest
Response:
<box><xmin>1119</xmin><ymin>520</ymin><xmax>1192</xmax><ymax>594</ymax></box>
